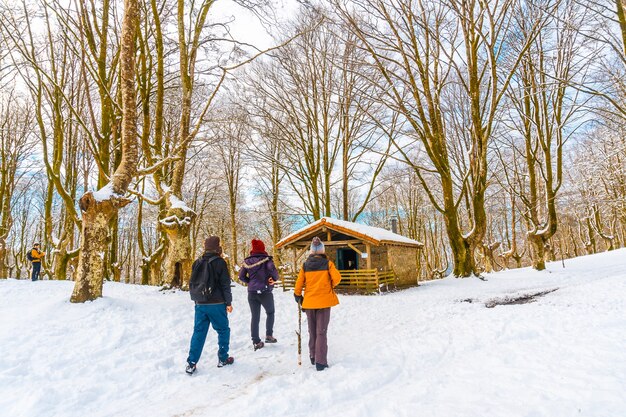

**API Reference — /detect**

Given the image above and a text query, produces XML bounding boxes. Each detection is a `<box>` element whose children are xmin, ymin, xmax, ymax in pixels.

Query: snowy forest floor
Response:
<box><xmin>1</xmin><ymin>250</ymin><xmax>625</xmax><ymax>417</ymax></box>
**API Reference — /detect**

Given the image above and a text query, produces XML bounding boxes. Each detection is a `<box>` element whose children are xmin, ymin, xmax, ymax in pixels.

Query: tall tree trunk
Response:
<box><xmin>160</xmin><ymin>0</ymin><xmax>212</xmax><ymax>288</ymax></box>
<box><xmin>529</xmin><ymin>234</ymin><xmax>546</xmax><ymax>270</ymax></box>
<box><xmin>70</xmin><ymin>0</ymin><xmax>139</xmax><ymax>303</ymax></box>
<box><xmin>441</xmin><ymin>175</ymin><xmax>474</xmax><ymax>276</ymax></box>
<box><xmin>616</xmin><ymin>0</ymin><xmax>626</xmax><ymax>57</ymax></box>
<box><xmin>52</xmin><ymin>211</ymin><xmax>78</xmax><ymax>281</ymax></box>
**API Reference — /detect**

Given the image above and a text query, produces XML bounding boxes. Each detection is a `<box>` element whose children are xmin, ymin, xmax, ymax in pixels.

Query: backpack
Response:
<box><xmin>26</xmin><ymin>250</ymin><xmax>33</xmax><ymax>262</ymax></box>
<box><xmin>189</xmin><ymin>256</ymin><xmax>220</xmax><ymax>302</ymax></box>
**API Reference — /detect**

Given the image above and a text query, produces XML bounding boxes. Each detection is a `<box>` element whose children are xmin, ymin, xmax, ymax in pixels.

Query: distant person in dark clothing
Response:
<box><xmin>29</xmin><ymin>243</ymin><xmax>45</xmax><ymax>281</ymax></box>
<box><xmin>238</xmin><ymin>239</ymin><xmax>279</xmax><ymax>351</ymax></box>
<box><xmin>186</xmin><ymin>236</ymin><xmax>234</xmax><ymax>375</ymax></box>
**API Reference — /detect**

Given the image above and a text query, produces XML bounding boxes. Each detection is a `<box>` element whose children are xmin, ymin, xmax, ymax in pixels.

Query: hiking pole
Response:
<box><xmin>296</xmin><ymin>302</ymin><xmax>302</xmax><ymax>366</ymax></box>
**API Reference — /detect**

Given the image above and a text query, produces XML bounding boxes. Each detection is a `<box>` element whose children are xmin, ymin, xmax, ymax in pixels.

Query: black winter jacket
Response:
<box><xmin>189</xmin><ymin>253</ymin><xmax>233</xmax><ymax>306</ymax></box>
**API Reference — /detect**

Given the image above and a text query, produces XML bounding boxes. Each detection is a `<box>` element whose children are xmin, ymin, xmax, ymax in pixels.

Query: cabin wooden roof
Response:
<box><xmin>275</xmin><ymin>217</ymin><xmax>423</xmax><ymax>249</ymax></box>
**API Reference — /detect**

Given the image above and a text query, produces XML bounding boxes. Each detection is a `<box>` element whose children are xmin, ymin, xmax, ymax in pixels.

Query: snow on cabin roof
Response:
<box><xmin>275</xmin><ymin>217</ymin><xmax>423</xmax><ymax>249</ymax></box>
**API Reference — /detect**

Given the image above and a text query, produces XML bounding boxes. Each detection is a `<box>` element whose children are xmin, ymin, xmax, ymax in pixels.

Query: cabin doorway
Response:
<box><xmin>336</xmin><ymin>248</ymin><xmax>358</xmax><ymax>270</ymax></box>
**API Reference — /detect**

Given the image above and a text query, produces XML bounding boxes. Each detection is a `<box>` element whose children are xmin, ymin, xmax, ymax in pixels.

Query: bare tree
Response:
<box><xmin>0</xmin><ymin>1</ymin><xmax>86</xmax><ymax>280</ymax></box>
<box><xmin>497</xmin><ymin>1</ymin><xmax>591</xmax><ymax>269</ymax></box>
<box><xmin>70</xmin><ymin>0</ymin><xmax>139</xmax><ymax>302</ymax></box>
<box><xmin>575</xmin><ymin>0</ymin><xmax>626</xmax><ymax>119</ymax></box>
<box><xmin>244</xmin><ymin>11</ymin><xmax>389</xmax><ymax>222</ymax></box>
<box><xmin>0</xmin><ymin>93</ymin><xmax>34</xmax><ymax>279</ymax></box>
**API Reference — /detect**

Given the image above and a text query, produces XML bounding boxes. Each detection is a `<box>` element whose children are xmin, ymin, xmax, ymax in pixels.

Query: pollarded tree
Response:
<box><xmin>157</xmin><ymin>0</ymin><xmax>218</xmax><ymax>288</ymax></box>
<box><xmin>70</xmin><ymin>0</ymin><xmax>139</xmax><ymax>302</ymax></box>
<box><xmin>498</xmin><ymin>1</ymin><xmax>591</xmax><ymax>270</ymax></box>
<box><xmin>333</xmin><ymin>0</ymin><xmax>556</xmax><ymax>276</ymax></box>
<box><xmin>48</xmin><ymin>0</ymin><xmax>127</xmax><ymax>281</ymax></box>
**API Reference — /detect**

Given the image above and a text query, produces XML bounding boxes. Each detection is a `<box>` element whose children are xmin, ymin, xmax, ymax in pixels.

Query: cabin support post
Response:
<box><xmin>347</xmin><ymin>243</ymin><xmax>362</xmax><ymax>256</ymax></box>
<box><xmin>288</xmin><ymin>246</ymin><xmax>297</xmax><ymax>292</ymax></box>
<box><xmin>375</xmin><ymin>269</ymin><xmax>380</xmax><ymax>294</ymax></box>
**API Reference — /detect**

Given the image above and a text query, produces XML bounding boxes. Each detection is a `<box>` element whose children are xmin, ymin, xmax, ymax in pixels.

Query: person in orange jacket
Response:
<box><xmin>29</xmin><ymin>243</ymin><xmax>45</xmax><ymax>281</ymax></box>
<box><xmin>294</xmin><ymin>237</ymin><xmax>342</xmax><ymax>371</ymax></box>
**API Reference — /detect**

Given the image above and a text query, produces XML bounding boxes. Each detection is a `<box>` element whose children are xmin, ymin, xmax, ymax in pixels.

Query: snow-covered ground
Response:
<box><xmin>1</xmin><ymin>250</ymin><xmax>625</xmax><ymax>417</ymax></box>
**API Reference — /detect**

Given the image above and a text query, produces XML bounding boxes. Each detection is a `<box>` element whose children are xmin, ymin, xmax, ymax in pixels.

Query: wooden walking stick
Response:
<box><xmin>296</xmin><ymin>301</ymin><xmax>302</xmax><ymax>366</ymax></box>
<box><xmin>296</xmin><ymin>303</ymin><xmax>302</xmax><ymax>366</ymax></box>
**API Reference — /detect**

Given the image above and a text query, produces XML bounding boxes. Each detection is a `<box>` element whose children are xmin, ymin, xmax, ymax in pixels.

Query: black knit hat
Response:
<box><xmin>204</xmin><ymin>236</ymin><xmax>222</xmax><ymax>255</ymax></box>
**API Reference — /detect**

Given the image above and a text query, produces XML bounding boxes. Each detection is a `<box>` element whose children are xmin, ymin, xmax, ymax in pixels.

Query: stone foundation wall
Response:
<box><xmin>370</xmin><ymin>245</ymin><xmax>388</xmax><ymax>270</ymax></box>
<box><xmin>387</xmin><ymin>245</ymin><xmax>419</xmax><ymax>287</ymax></box>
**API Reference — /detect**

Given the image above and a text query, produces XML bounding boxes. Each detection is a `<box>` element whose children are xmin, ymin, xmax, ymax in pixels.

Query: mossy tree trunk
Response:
<box><xmin>161</xmin><ymin>199</ymin><xmax>196</xmax><ymax>288</ymax></box>
<box><xmin>160</xmin><ymin>0</ymin><xmax>213</xmax><ymax>287</ymax></box>
<box><xmin>71</xmin><ymin>0</ymin><xmax>139</xmax><ymax>303</ymax></box>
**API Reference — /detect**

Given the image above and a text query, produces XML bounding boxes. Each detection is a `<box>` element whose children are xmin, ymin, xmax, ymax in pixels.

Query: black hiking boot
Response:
<box><xmin>265</xmin><ymin>336</ymin><xmax>277</xmax><ymax>343</ymax></box>
<box><xmin>253</xmin><ymin>341</ymin><xmax>265</xmax><ymax>351</ymax></box>
<box><xmin>310</xmin><ymin>357</ymin><xmax>315</xmax><ymax>365</ymax></box>
<box><xmin>315</xmin><ymin>363</ymin><xmax>329</xmax><ymax>371</ymax></box>
<box><xmin>217</xmin><ymin>357</ymin><xmax>234</xmax><ymax>368</ymax></box>
<box><xmin>185</xmin><ymin>362</ymin><xmax>197</xmax><ymax>375</ymax></box>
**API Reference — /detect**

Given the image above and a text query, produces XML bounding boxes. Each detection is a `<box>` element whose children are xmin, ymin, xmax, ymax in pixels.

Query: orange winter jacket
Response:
<box><xmin>31</xmin><ymin>249</ymin><xmax>45</xmax><ymax>263</ymax></box>
<box><xmin>294</xmin><ymin>255</ymin><xmax>342</xmax><ymax>309</ymax></box>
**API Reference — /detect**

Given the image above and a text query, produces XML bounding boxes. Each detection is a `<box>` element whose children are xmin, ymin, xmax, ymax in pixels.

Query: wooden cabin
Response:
<box><xmin>275</xmin><ymin>217</ymin><xmax>423</xmax><ymax>293</ymax></box>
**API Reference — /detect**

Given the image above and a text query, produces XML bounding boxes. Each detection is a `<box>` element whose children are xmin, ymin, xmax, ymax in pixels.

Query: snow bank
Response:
<box><xmin>1</xmin><ymin>250</ymin><xmax>625</xmax><ymax>417</ymax></box>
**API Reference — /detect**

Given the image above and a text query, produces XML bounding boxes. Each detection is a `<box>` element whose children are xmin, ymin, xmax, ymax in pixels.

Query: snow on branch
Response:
<box><xmin>159</xmin><ymin>215</ymin><xmax>193</xmax><ymax>229</ymax></box>
<box><xmin>136</xmin><ymin>156</ymin><xmax>182</xmax><ymax>177</ymax></box>
<box><xmin>127</xmin><ymin>187</ymin><xmax>165</xmax><ymax>206</ymax></box>
<box><xmin>92</xmin><ymin>184</ymin><xmax>123</xmax><ymax>202</ymax></box>
<box><xmin>169</xmin><ymin>195</ymin><xmax>196</xmax><ymax>215</ymax></box>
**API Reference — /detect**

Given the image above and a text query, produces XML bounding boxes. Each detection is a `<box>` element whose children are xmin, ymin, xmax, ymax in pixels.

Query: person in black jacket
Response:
<box><xmin>186</xmin><ymin>236</ymin><xmax>234</xmax><ymax>375</ymax></box>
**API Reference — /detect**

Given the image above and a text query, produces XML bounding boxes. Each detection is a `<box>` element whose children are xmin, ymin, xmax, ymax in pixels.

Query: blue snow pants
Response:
<box><xmin>187</xmin><ymin>303</ymin><xmax>230</xmax><ymax>364</ymax></box>
<box><xmin>31</xmin><ymin>262</ymin><xmax>41</xmax><ymax>281</ymax></box>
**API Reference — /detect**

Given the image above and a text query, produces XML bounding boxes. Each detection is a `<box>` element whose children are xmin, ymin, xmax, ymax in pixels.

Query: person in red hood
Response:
<box><xmin>238</xmin><ymin>239</ymin><xmax>279</xmax><ymax>351</ymax></box>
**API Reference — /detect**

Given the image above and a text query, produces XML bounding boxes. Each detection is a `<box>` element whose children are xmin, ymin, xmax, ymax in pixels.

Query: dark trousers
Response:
<box><xmin>187</xmin><ymin>304</ymin><xmax>230</xmax><ymax>364</ymax></box>
<box><xmin>31</xmin><ymin>262</ymin><xmax>41</xmax><ymax>281</ymax></box>
<box><xmin>306</xmin><ymin>308</ymin><xmax>331</xmax><ymax>365</ymax></box>
<box><xmin>247</xmin><ymin>292</ymin><xmax>275</xmax><ymax>343</ymax></box>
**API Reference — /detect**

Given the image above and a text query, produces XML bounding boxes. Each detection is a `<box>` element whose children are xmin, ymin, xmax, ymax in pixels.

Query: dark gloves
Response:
<box><xmin>294</xmin><ymin>294</ymin><xmax>303</xmax><ymax>305</ymax></box>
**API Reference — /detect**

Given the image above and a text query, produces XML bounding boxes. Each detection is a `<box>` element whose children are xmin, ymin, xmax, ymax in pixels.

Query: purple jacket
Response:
<box><xmin>238</xmin><ymin>254</ymin><xmax>279</xmax><ymax>293</ymax></box>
